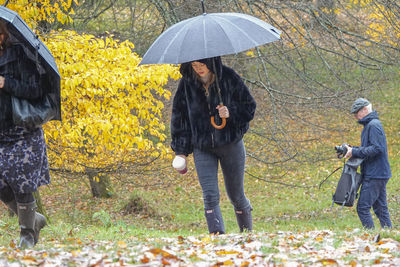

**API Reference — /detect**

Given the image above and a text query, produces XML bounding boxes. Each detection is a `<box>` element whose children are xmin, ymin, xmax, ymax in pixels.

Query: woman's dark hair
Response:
<box><xmin>179</xmin><ymin>56</ymin><xmax>223</xmax><ymax>83</ymax></box>
<box><xmin>0</xmin><ymin>19</ymin><xmax>11</xmax><ymax>50</ymax></box>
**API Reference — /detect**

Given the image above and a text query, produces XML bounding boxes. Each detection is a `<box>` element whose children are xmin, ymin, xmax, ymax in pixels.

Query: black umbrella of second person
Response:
<box><xmin>140</xmin><ymin>0</ymin><xmax>281</xmax><ymax>129</ymax></box>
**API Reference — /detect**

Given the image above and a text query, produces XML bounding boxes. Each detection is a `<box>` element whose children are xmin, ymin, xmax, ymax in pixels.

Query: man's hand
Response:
<box><xmin>344</xmin><ymin>144</ymin><xmax>352</xmax><ymax>159</ymax></box>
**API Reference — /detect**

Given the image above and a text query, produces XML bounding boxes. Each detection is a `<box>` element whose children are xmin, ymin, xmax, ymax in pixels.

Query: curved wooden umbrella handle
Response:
<box><xmin>210</xmin><ymin>116</ymin><xmax>226</xmax><ymax>130</ymax></box>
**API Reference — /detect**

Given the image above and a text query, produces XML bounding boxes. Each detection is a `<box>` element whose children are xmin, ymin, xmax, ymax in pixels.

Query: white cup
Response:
<box><xmin>172</xmin><ymin>155</ymin><xmax>187</xmax><ymax>174</ymax></box>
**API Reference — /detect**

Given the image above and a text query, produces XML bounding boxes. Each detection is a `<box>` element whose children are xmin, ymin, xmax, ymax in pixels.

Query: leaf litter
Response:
<box><xmin>1</xmin><ymin>230</ymin><xmax>399</xmax><ymax>266</ymax></box>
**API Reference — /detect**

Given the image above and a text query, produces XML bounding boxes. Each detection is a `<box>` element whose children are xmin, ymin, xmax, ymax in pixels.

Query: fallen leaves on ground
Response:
<box><xmin>1</xmin><ymin>230</ymin><xmax>400</xmax><ymax>266</ymax></box>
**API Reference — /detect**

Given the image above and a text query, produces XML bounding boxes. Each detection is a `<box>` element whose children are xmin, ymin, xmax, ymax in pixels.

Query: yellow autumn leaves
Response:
<box><xmin>1</xmin><ymin>0</ymin><xmax>76</xmax><ymax>27</ymax></box>
<box><xmin>366</xmin><ymin>5</ymin><xmax>400</xmax><ymax>47</ymax></box>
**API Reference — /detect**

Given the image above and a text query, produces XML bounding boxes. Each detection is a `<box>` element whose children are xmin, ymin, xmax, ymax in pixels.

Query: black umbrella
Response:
<box><xmin>139</xmin><ymin>1</ymin><xmax>281</xmax><ymax>129</ymax></box>
<box><xmin>0</xmin><ymin>5</ymin><xmax>61</xmax><ymax>121</ymax></box>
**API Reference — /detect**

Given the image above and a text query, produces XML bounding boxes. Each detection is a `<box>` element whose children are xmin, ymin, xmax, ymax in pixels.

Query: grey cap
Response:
<box><xmin>350</xmin><ymin>98</ymin><xmax>370</xmax><ymax>113</ymax></box>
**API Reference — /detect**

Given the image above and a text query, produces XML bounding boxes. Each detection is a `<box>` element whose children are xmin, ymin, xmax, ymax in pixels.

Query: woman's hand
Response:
<box><xmin>0</xmin><ymin>76</ymin><xmax>4</xmax><ymax>89</ymax></box>
<box><xmin>176</xmin><ymin>154</ymin><xmax>186</xmax><ymax>160</ymax></box>
<box><xmin>216</xmin><ymin>105</ymin><xmax>229</xmax><ymax>119</ymax></box>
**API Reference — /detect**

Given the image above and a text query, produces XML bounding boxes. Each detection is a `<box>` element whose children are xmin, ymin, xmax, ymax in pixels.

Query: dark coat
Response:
<box><xmin>0</xmin><ymin>44</ymin><xmax>43</xmax><ymax>130</ymax></box>
<box><xmin>351</xmin><ymin>111</ymin><xmax>391</xmax><ymax>179</ymax></box>
<box><xmin>171</xmin><ymin>57</ymin><xmax>256</xmax><ymax>156</ymax></box>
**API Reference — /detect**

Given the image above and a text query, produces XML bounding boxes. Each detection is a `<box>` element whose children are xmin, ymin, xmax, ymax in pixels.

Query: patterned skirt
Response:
<box><xmin>0</xmin><ymin>126</ymin><xmax>50</xmax><ymax>194</ymax></box>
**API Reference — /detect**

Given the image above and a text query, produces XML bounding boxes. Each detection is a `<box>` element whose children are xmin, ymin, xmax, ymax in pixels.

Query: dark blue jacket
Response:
<box><xmin>171</xmin><ymin>57</ymin><xmax>256</xmax><ymax>156</ymax></box>
<box><xmin>351</xmin><ymin>111</ymin><xmax>391</xmax><ymax>179</ymax></box>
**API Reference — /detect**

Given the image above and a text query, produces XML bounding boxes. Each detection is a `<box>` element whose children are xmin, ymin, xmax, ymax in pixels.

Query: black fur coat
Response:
<box><xmin>171</xmin><ymin>57</ymin><xmax>256</xmax><ymax>156</ymax></box>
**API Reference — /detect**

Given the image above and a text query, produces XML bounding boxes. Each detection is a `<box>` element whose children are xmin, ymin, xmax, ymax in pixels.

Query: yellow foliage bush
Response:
<box><xmin>43</xmin><ymin>30</ymin><xmax>180</xmax><ymax>172</ymax></box>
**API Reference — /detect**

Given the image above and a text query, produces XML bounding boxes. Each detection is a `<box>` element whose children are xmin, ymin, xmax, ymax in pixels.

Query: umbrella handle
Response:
<box><xmin>210</xmin><ymin>116</ymin><xmax>226</xmax><ymax>130</ymax></box>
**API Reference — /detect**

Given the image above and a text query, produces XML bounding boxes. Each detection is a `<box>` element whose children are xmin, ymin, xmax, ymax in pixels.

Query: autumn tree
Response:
<box><xmin>43</xmin><ymin>31</ymin><xmax>180</xmax><ymax>197</ymax></box>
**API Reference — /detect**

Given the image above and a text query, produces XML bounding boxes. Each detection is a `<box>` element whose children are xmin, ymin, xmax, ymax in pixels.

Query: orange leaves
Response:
<box><xmin>349</xmin><ymin>260</ymin><xmax>358</xmax><ymax>267</ymax></box>
<box><xmin>8</xmin><ymin>240</ymin><xmax>16</xmax><ymax>249</ymax></box>
<box><xmin>148</xmin><ymin>248</ymin><xmax>180</xmax><ymax>260</ymax></box>
<box><xmin>140</xmin><ymin>248</ymin><xmax>182</xmax><ymax>265</ymax></box>
<box><xmin>21</xmin><ymin>255</ymin><xmax>40</xmax><ymax>265</ymax></box>
<box><xmin>140</xmin><ymin>255</ymin><xmax>150</xmax><ymax>264</ymax></box>
<box><xmin>117</xmin><ymin>240</ymin><xmax>127</xmax><ymax>249</ymax></box>
<box><xmin>213</xmin><ymin>259</ymin><xmax>235</xmax><ymax>266</ymax></box>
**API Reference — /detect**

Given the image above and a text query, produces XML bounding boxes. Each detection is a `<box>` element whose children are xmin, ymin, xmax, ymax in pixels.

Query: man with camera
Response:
<box><xmin>344</xmin><ymin>98</ymin><xmax>392</xmax><ymax>229</ymax></box>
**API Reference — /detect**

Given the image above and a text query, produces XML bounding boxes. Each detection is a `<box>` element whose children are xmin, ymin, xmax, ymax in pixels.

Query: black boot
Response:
<box><xmin>4</xmin><ymin>199</ymin><xmax>17</xmax><ymax>216</ymax></box>
<box><xmin>32</xmin><ymin>210</ymin><xmax>47</xmax><ymax>245</ymax></box>
<box><xmin>235</xmin><ymin>207</ymin><xmax>253</xmax><ymax>232</ymax></box>
<box><xmin>205</xmin><ymin>206</ymin><xmax>225</xmax><ymax>234</ymax></box>
<box><xmin>17</xmin><ymin>202</ymin><xmax>37</xmax><ymax>248</ymax></box>
<box><xmin>0</xmin><ymin>187</ymin><xmax>17</xmax><ymax>216</ymax></box>
<box><xmin>6</xmin><ymin>199</ymin><xmax>47</xmax><ymax>245</ymax></box>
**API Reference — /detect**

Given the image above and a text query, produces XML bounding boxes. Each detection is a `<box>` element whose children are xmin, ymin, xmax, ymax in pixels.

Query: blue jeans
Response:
<box><xmin>193</xmin><ymin>139</ymin><xmax>251</xmax><ymax>210</ymax></box>
<box><xmin>357</xmin><ymin>178</ymin><xmax>392</xmax><ymax>229</ymax></box>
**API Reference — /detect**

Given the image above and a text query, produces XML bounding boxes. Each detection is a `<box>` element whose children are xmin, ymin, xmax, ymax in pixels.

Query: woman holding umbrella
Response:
<box><xmin>171</xmin><ymin>56</ymin><xmax>256</xmax><ymax>234</ymax></box>
<box><xmin>0</xmin><ymin>20</ymin><xmax>49</xmax><ymax>248</ymax></box>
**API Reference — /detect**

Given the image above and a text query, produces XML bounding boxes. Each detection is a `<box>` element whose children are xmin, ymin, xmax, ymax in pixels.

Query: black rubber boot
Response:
<box><xmin>235</xmin><ymin>207</ymin><xmax>253</xmax><ymax>232</ymax></box>
<box><xmin>32</xmin><ymin>210</ymin><xmax>47</xmax><ymax>245</ymax></box>
<box><xmin>4</xmin><ymin>199</ymin><xmax>17</xmax><ymax>216</ymax></box>
<box><xmin>0</xmin><ymin>186</ymin><xmax>17</xmax><ymax>216</ymax></box>
<box><xmin>6</xmin><ymin>199</ymin><xmax>47</xmax><ymax>245</ymax></box>
<box><xmin>17</xmin><ymin>202</ymin><xmax>37</xmax><ymax>248</ymax></box>
<box><xmin>205</xmin><ymin>205</ymin><xmax>225</xmax><ymax>234</ymax></box>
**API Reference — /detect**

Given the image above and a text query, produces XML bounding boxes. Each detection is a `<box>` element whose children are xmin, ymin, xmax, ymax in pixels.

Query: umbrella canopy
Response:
<box><xmin>0</xmin><ymin>5</ymin><xmax>61</xmax><ymax>121</ymax></box>
<box><xmin>140</xmin><ymin>12</ymin><xmax>281</xmax><ymax>65</ymax></box>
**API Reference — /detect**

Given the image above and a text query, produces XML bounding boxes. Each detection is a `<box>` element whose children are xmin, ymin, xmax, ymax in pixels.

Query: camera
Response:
<box><xmin>334</xmin><ymin>143</ymin><xmax>349</xmax><ymax>158</ymax></box>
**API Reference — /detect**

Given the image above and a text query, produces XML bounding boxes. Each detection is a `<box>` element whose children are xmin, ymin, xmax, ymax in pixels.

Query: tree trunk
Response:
<box><xmin>87</xmin><ymin>170</ymin><xmax>113</xmax><ymax>198</ymax></box>
<box><xmin>33</xmin><ymin>190</ymin><xmax>50</xmax><ymax>223</ymax></box>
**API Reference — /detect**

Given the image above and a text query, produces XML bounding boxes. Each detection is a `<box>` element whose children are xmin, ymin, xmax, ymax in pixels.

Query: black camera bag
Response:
<box><xmin>319</xmin><ymin>157</ymin><xmax>363</xmax><ymax>208</ymax></box>
<box><xmin>332</xmin><ymin>158</ymin><xmax>363</xmax><ymax>207</ymax></box>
